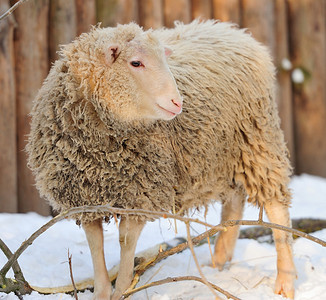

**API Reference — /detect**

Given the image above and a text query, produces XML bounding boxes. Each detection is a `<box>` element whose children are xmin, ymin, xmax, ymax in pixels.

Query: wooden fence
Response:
<box><xmin>0</xmin><ymin>0</ymin><xmax>325</xmax><ymax>215</ymax></box>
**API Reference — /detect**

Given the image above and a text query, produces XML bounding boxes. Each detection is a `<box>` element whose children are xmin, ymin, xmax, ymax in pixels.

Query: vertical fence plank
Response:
<box><xmin>288</xmin><ymin>0</ymin><xmax>326</xmax><ymax>176</ymax></box>
<box><xmin>96</xmin><ymin>0</ymin><xmax>117</xmax><ymax>27</ymax></box>
<box><xmin>139</xmin><ymin>0</ymin><xmax>163</xmax><ymax>29</ymax></box>
<box><xmin>0</xmin><ymin>1</ymin><xmax>17</xmax><ymax>212</ymax></box>
<box><xmin>115</xmin><ymin>0</ymin><xmax>139</xmax><ymax>24</ymax></box>
<box><xmin>75</xmin><ymin>0</ymin><xmax>96</xmax><ymax>35</ymax></box>
<box><xmin>14</xmin><ymin>0</ymin><xmax>51</xmax><ymax>215</ymax></box>
<box><xmin>212</xmin><ymin>0</ymin><xmax>241</xmax><ymax>24</ymax></box>
<box><xmin>49</xmin><ymin>0</ymin><xmax>77</xmax><ymax>63</ymax></box>
<box><xmin>241</xmin><ymin>0</ymin><xmax>276</xmax><ymax>57</ymax></box>
<box><xmin>192</xmin><ymin>0</ymin><xmax>212</xmax><ymax>20</ymax></box>
<box><xmin>164</xmin><ymin>0</ymin><xmax>191</xmax><ymax>28</ymax></box>
<box><xmin>97</xmin><ymin>0</ymin><xmax>139</xmax><ymax>27</ymax></box>
<box><xmin>274</xmin><ymin>0</ymin><xmax>295</xmax><ymax>166</ymax></box>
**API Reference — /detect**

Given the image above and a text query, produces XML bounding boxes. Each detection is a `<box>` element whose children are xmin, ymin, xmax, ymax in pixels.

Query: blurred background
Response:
<box><xmin>0</xmin><ymin>0</ymin><xmax>325</xmax><ymax>215</ymax></box>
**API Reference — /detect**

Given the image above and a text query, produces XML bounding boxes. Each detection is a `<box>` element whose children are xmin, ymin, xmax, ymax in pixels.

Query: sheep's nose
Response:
<box><xmin>171</xmin><ymin>99</ymin><xmax>182</xmax><ymax>114</ymax></box>
<box><xmin>171</xmin><ymin>99</ymin><xmax>182</xmax><ymax>109</ymax></box>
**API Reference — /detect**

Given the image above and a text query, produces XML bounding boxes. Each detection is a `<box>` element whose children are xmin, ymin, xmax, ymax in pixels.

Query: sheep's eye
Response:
<box><xmin>130</xmin><ymin>61</ymin><xmax>143</xmax><ymax>68</ymax></box>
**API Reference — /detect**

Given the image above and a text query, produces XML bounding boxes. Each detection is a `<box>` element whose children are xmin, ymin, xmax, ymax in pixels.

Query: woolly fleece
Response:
<box><xmin>27</xmin><ymin>20</ymin><xmax>292</xmax><ymax>224</ymax></box>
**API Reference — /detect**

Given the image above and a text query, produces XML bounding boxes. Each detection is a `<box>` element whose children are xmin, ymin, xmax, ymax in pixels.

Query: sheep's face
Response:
<box><xmin>103</xmin><ymin>31</ymin><xmax>183</xmax><ymax>122</ymax></box>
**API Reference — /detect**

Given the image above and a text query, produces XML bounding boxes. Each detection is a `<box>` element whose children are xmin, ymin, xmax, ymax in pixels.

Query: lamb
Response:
<box><xmin>27</xmin><ymin>20</ymin><xmax>296</xmax><ymax>299</ymax></box>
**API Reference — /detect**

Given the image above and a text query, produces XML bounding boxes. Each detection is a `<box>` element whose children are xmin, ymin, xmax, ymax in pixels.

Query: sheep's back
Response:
<box><xmin>156</xmin><ymin>21</ymin><xmax>291</xmax><ymax>207</ymax></box>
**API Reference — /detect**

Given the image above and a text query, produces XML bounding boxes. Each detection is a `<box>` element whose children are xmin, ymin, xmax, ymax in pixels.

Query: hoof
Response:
<box><xmin>212</xmin><ymin>250</ymin><xmax>232</xmax><ymax>271</ymax></box>
<box><xmin>274</xmin><ymin>271</ymin><xmax>296</xmax><ymax>299</ymax></box>
<box><xmin>211</xmin><ymin>258</ymin><xmax>226</xmax><ymax>271</ymax></box>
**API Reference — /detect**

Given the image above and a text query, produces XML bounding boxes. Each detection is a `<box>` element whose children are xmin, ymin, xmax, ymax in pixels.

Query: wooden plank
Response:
<box><xmin>115</xmin><ymin>0</ymin><xmax>139</xmax><ymax>25</ymax></box>
<box><xmin>75</xmin><ymin>0</ymin><xmax>96</xmax><ymax>35</ymax></box>
<box><xmin>96</xmin><ymin>0</ymin><xmax>139</xmax><ymax>27</ymax></box>
<box><xmin>139</xmin><ymin>0</ymin><xmax>163</xmax><ymax>29</ymax></box>
<box><xmin>192</xmin><ymin>0</ymin><xmax>212</xmax><ymax>20</ymax></box>
<box><xmin>96</xmin><ymin>0</ymin><xmax>116</xmax><ymax>27</ymax></box>
<box><xmin>0</xmin><ymin>0</ymin><xmax>17</xmax><ymax>212</ymax></box>
<box><xmin>241</xmin><ymin>0</ymin><xmax>276</xmax><ymax>57</ymax></box>
<box><xmin>288</xmin><ymin>0</ymin><xmax>326</xmax><ymax>176</ymax></box>
<box><xmin>164</xmin><ymin>0</ymin><xmax>191</xmax><ymax>28</ymax></box>
<box><xmin>212</xmin><ymin>0</ymin><xmax>240</xmax><ymax>24</ymax></box>
<box><xmin>49</xmin><ymin>0</ymin><xmax>77</xmax><ymax>63</ymax></box>
<box><xmin>14</xmin><ymin>0</ymin><xmax>51</xmax><ymax>215</ymax></box>
<box><xmin>274</xmin><ymin>0</ymin><xmax>295</xmax><ymax>167</ymax></box>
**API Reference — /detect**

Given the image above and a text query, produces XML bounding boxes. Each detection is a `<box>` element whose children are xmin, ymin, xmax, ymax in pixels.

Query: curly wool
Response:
<box><xmin>27</xmin><ymin>20</ymin><xmax>292</xmax><ymax>223</ymax></box>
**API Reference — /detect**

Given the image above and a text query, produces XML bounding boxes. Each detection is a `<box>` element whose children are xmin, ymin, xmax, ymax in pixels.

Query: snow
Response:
<box><xmin>1</xmin><ymin>174</ymin><xmax>326</xmax><ymax>300</ymax></box>
<box><xmin>281</xmin><ymin>58</ymin><xmax>292</xmax><ymax>71</ymax></box>
<box><xmin>291</xmin><ymin>68</ymin><xmax>305</xmax><ymax>84</ymax></box>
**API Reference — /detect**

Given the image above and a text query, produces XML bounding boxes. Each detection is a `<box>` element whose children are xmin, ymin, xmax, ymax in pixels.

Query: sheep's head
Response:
<box><xmin>62</xmin><ymin>23</ymin><xmax>183</xmax><ymax>123</ymax></box>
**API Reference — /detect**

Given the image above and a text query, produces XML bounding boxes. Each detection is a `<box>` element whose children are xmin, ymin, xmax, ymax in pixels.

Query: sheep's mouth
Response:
<box><xmin>156</xmin><ymin>104</ymin><xmax>178</xmax><ymax>117</ymax></box>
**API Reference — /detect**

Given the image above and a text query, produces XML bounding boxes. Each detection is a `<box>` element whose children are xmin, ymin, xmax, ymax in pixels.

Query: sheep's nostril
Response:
<box><xmin>171</xmin><ymin>99</ymin><xmax>182</xmax><ymax>108</ymax></box>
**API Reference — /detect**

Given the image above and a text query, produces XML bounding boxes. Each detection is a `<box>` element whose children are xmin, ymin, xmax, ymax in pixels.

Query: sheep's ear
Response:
<box><xmin>106</xmin><ymin>44</ymin><xmax>121</xmax><ymax>65</ymax></box>
<box><xmin>164</xmin><ymin>46</ymin><xmax>173</xmax><ymax>57</ymax></box>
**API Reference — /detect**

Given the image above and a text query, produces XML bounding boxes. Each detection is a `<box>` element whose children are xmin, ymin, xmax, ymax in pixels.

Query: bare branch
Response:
<box><xmin>68</xmin><ymin>250</ymin><xmax>78</xmax><ymax>300</ymax></box>
<box><xmin>1</xmin><ymin>204</ymin><xmax>325</xmax><ymax>298</ymax></box>
<box><xmin>2</xmin><ymin>204</ymin><xmax>325</xmax><ymax>281</ymax></box>
<box><xmin>0</xmin><ymin>205</ymin><xmax>222</xmax><ymax>277</ymax></box>
<box><xmin>258</xmin><ymin>205</ymin><xmax>264</xmax><ymax>223</ymax></box>
<box><xmin>121</xmin><ymin>276</ymin><xmax>241</xmax><ymax>300</ymax></box>
<box><xmin>185</xmin><ymin>222</ymin><xmax>221</xmax><ymax>299</ymax></box>
<box><xmin>0</xmin><ymin>238</ymin><xmax>32</xmax><ymax>295</ymax></box>
<box><xmin>221</xmin><ymin>219</ymin><xmax>326</xmax><ymax>247</ymax></box>
<box><xmin>134</xmin><ymin>226</ymin><xmax>222</xmax><ymax>279</ymax></box>
<box><xmin>0</xmin><ymin>0</ymin><xmax>29</xmax><ymax>22</ymax></box>
<box><xmin>0</xmin><ymin>238</ymin><xmax>23</xmax><ymax>281</ymax></box>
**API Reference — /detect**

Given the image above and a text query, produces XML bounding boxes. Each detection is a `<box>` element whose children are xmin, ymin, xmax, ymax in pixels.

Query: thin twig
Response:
<box><xmin>121</xmin><ymin>276</ymin><xmax>241</xmax><ymax>300</ymax></box>
<box><xmin>68</xmin><ymin>250</ymin><xmax>78</xmax><ymax>300</ymax></box>
<box><xmin>221</xmin><ymin>219</ymin><xmax>326</xmax><ymax>247</ymax></box>
<box><xmin>29</xmin><ymin>217</ymin><xmax>326</xmax><ymax>294</ymax></box>
<box><xmin>186</xmin><ymin>222</ymin><xmax>221</xmax><ymax>299</ymax></box>
<box><xmin>0</xmin><ymin>205</ymin><xmax>221</xmax><ymax>277</ymax></box>
<box><xmin>79</xmin><ymin>205</ymin><xmax>216</xmax><ymax>228</ymax></box>
<box><xmin>2</xmin><ymin>204</ymin><xmax>325</xmax><ymax>280</ymax></box>
<box><xmin>205</xmin><ymin>215</ymin><xmax>216</xmax><ymax>268</ymax></box>
<box><xmin>134</xmin><ymin>226</ymin><xmax>222</xmax><ymax>279</ymax></box>
<box><xmin>144</xmin><ymin>265</ymin><xmax>165</xmax><ymax>285</ymax></box>
<box><xmin>0</xmin><ymin>238</ymin><xmax>26</xmax><ymax>282</ymax></box>
<box><xmin>0</xmin><ymin>0</ymin><xmax>29</xmax><ymax>21</ymax></box>
<box><xmin>0</xmin><ymin>206</ymin><xmax>322</xmax><ymax>299</ymax></box>
<box><xmin>207</xmin><ymin>235</ymin><xmax>216</xmax><ymax>268</ymax></box>
<box><xmin>0</xmin><ymin>239</ymin><xmax>32</xmax><ymax>295</ymax></box>
<box><xmin>134</xmin><ymin>217</ymin><xmax>326</xmax><ymax>281</ymax></box>
<box><xmin>258</xmin><ymin>205</ymin><xmax>264</xmax><ymax>223</ymax></box>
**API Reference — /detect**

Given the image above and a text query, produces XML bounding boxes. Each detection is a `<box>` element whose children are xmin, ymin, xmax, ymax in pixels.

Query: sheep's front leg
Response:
<box><xmin>83</xmin><ymin>219</ymin><xmax>112</xmax><ymax>300</ymax></box>
<box><xmin>264</xmin><ymin>200</ymin><xmax>296</xmax><ymax>299</ymax></box>
<box><xmin>213</xmin><ymin>192</ymin><xmax>245</xmax><ymax>269</ymax></box>
<box><xmin>112</xmin><ymin>217</ymin><xmax>145</xmax><ymax>300</ymax></box>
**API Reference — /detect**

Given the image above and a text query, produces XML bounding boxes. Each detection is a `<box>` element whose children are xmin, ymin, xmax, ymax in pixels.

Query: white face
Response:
<box><xmin>126</xmin><ymin>43</ymin><xmax>183</xmax><ymax>121</ymax></box>
<box><xmin>105</xmin><ymin>35</ymin><xmax>183</xmax><ymax>122</ymax></box>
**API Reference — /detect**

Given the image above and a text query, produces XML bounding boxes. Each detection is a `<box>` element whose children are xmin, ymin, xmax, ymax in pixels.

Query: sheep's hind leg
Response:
<box><xmin>83</xmin><ymin>219</ymin><xmax>112</xmax><ymax>300</ymax></box>
<box><xmin>213</xmin><ymin>191</ymin><xmax>245</xmax><ymax>270</ymax></box>
<box><xmin>264</xmin><ymin>200</ymin><xmax>296</xmax><ymax>299</ymax></box>
<box><xmin>112</xmin><ymin>216</ymin><xmax>145</xmax><ymax>300</ymax></box>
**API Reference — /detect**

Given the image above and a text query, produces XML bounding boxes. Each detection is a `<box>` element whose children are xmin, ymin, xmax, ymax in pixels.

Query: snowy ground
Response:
<box><xmin>1</xmin><ymin>174</ymin><xmax>326</xmax><ymax>300</ymax></box>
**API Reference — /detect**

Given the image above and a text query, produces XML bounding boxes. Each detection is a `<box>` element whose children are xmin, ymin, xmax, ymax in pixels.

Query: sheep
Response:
<box><xmin>27</xmin><ymin>20</ymin><xmax>296</xmax><ymax>299</ymax></box>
